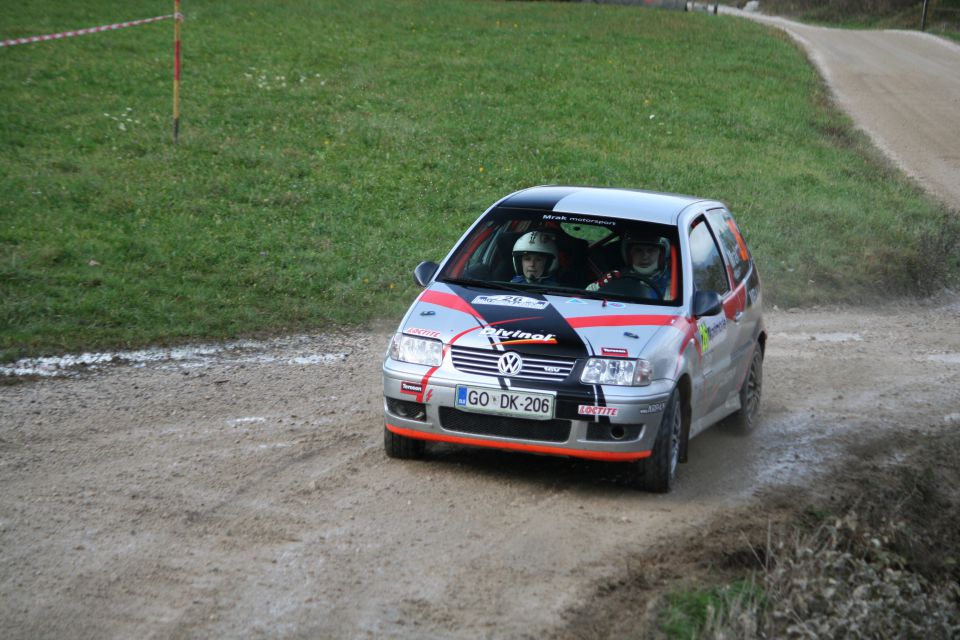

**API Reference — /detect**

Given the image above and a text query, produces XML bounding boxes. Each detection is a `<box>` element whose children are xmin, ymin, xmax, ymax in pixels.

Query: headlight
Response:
<box><xmin>390</xmin><ymin>333</ymin><xmax>443</xmax><ymax>367</ymax></box>
<box><xmin>580</xmin><ymin>358</ymin><xmax>653</xmax><ymax>386</ymax></box>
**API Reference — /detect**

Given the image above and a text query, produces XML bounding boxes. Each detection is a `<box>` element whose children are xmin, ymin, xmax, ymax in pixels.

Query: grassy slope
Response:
<box><xmin>1</xmin><ymin>0</ymin><xmax>953</xmax><ymax>358</ymax></box>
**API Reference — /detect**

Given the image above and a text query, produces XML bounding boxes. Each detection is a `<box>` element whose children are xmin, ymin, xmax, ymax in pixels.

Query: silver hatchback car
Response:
<box><xmin>382</xmin><ymin>186</ymin><xmax>765</xmax><ymax>492</ymax></box>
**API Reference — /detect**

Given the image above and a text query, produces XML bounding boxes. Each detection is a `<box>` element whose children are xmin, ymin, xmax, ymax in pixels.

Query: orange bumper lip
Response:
<box><xmin>385</xmin><ymin>423</ymin><xmax>651</xmax><ymax>462</ymax></box>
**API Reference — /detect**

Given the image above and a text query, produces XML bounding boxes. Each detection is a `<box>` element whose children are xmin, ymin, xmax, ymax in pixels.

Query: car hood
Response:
<box><xmin>401</xmin><ymin>282</ymin><xmax>692</xmax><ymax>361</ymax></box>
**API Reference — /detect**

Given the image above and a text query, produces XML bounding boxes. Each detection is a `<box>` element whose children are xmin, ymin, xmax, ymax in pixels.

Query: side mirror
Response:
<box><xmin>413</xmin><ymin>261</ymin><xmax>438</xmax><ymax>288</ymax></box>
<box><xmin>692</xmin><ymin>290</ymin><xmax>723</xmax><ymax>318</ymax></box>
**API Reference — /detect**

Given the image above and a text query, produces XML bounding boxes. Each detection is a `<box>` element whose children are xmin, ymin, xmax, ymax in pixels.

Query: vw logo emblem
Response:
<box><xmin>497</xmin><ymin>352</ymin><xmax>523</xmax><ymax>376</ymax></box>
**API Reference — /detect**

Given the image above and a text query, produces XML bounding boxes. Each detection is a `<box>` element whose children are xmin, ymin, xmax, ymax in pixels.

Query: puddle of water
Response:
<box><xmin>927</xmin><ymin>353</ymin><xmax>960</xmax><ymax>364</ymax></box>
<box><xmin>229</xmin><ymin>417</ymin><xmax>267</xmax><ymax>426</ymax></box>
<box><xmin>1</xmin><ymin>338</ymin><xmax>348</xmax><ymax>378</ymax></box>
<box><xmin>289</xmin><ymin>354</ymin><xmax>351</xmax><ymax>365</ymax></box>
<box><xmin>775</xmin><ymin>332</ymin><xmax>864</xmax><ymax>343</ymax></box>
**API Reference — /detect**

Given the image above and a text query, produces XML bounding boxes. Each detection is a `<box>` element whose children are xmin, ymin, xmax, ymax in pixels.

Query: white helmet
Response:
<box><xmin>512</xmin><ymin>231</ymin><xmax>559</xmax><ymax>277</ymax></box>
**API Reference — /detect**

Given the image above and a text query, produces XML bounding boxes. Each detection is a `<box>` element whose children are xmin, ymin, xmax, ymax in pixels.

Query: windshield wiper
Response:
<box><xmin>574</xmin><ymin>289</ymin><xmax>656</xmax><ymax>304</ymax></box>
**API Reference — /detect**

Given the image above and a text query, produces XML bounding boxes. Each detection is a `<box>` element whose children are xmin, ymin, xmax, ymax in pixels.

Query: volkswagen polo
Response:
<box><xmin>382</xmin><ymin>186</ymin><xmax>765</xmax><ymax>492</ymax></box>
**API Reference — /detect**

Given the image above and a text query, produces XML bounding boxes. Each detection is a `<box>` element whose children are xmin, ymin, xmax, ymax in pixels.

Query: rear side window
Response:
<box><xmin>689</xmin><ymin>218</ymin><xmax>730</xmax><ymax>296</ymax></box>
<box><xmin>706</xmin><ymin>208</ymin><xmax>751</xmax><ymax>285</ymax></box>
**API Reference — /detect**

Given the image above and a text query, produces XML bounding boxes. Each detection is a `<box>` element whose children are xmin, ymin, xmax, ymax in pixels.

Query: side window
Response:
<box><xmin>689</xmin><ymin>218</ymin><xmax>731</xmax><ymax>296</ymax></box>
<box><xmin>706</xmin><ymin>208</ymin><xmax>751</xmax><ymax>285</ymax></box>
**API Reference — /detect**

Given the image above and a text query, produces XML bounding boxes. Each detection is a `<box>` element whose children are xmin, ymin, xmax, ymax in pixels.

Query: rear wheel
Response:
<box><xmin>728</xmin><ymin>346</ymin><xmax>763</xmax><ymax>433</ymax></box>
<box><xmin>384</xmin><ymin>426</ymin><xmax>426</xmax><ymax>459</ymax></box>
<box><xmin>636</xmin><ymin>389</ymin><xmax>682</xmax><ymax>493</ymax></box>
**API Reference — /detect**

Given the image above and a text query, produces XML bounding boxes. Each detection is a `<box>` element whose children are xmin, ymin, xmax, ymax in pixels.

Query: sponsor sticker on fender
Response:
<box><xmin>400</xmin><ymin>381</ymin><xmax>423</xmax><ymax>395</ymax></box>
<box><xmin>578</xmin><ymin>405</ymin><xmax>619</xmax><ymax>417</ymax></box>
<box><xmin>405</xmin><ymin>327</ymin><xmax>441</xmax><ymax>339</ymax></box>
<box><xmin>472</xmin><ymin>295</ymin><xmax>549</xmax><ymax>310</ymax></box>
<box><xmin>638</xmin><ymin>402</ymin><xmax>666</xmax><ymax>414</ymax></box>
<box><xmin>697</xmin><ymin>316</ymin><xmax>727</xmax><ymax>353</ymax></box>
<box><xmin>601</xmin><ymin>347</ymin><xmax>629</xmax><ymax>357</ymax></box>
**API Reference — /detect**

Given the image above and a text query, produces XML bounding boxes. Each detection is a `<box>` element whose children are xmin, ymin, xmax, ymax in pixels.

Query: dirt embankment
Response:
<box><xmin>2</xmin><ymin>298</ymin><xmax>958</xmax><ymax>638</ymax></box>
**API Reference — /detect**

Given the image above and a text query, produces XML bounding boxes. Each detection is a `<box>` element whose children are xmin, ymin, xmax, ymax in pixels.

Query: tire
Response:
<box><xmin>728</xmin><ymin>346</ymin><xmax>763</xmax><ymax>434</ymax></box>
<box><xmin>383</xmin><ymin>426</ymin><xmax>426</xmax><ymax>459</ymax></box>
<box><xmin>636</xmin><ymin>389</ymin><xmax>682</xmax><ymax>493</ymax></box>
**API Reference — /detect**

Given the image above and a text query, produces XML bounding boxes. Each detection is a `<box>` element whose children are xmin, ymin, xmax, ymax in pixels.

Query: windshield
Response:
<box><xmin>438</xmin><ymin>208</ymin><xmax>682</xmax><ymax>306</ymax></box>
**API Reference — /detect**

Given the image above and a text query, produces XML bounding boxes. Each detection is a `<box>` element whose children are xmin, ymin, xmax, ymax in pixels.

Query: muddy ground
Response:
<box><xmin>2</xmin><ymin>297</ymin><xmax>959</xmax><ymax>638</ymax></box>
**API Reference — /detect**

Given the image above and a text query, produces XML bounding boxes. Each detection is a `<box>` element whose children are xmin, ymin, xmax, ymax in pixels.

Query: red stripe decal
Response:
<box><xmin>420</xmin><ymin>289</ymin><xmax>483</xmax><ymax>320</ymax></box>
<box><xmin>414</xmin><ymin>314</ymin><xmax>542</xmax><ymax>402</ymax></box>
<box><xmin>566</xmin><ymin>314</ymin><xmax>679</xmax><ymax>328</ymax></box>
<box><xmin>723</xmin><ymin>281</ymin><xmax>746</xmax><ymax>320</ymax></box>
<box><xmin>386</xmin><ymin>424</ymin><xmax>651</xmax><ymax>462</ymax></box>
<box><xmin>669</xmin><ymin>245</ymin><xmax>679</xmax><ymax>300</ymax></box>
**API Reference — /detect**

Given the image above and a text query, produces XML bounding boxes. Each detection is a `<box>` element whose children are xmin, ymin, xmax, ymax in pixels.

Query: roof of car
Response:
<box><xmin>496</xmin><ymin>185</ymin><xmax>712</xmax><ymax>225</ymax></box>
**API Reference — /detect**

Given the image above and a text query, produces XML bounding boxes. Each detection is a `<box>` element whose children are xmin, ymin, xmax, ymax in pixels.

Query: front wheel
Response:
<box><xmin>728</xmin><ymin>346</ymin><xmax>763</xmax><ymax>433</ymax></box>
<box><xmin>384</xmin><ymin>426</ymin><xmax>426</xmax><ymax>459</ymax></box>
<box><xmin>635</xmin><ymin>389</ymin><xmax>682</xmax><ymax>493</ymax></box>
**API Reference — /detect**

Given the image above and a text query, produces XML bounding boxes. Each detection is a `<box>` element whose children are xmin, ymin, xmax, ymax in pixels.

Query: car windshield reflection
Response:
<box><xmin>438</xmin><ymin>210</ymin><xmax>682</xmax><ymax>306</ymax></box>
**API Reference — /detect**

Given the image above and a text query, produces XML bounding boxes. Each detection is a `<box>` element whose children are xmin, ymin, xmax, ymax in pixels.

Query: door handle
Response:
<box><xmin>734</xmin><ymin>311</ymin><xmax>743</xmax><ymax>322</ymax></box>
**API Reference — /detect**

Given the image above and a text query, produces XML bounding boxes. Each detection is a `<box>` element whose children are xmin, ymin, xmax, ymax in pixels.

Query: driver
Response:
<box><xmin>586</xmin><ymin>232</ymin><xmax>672</xmax><ymax>300</ymax></box>
<box><xmin>510</xmin><ymin>231</ymin><xmax>560</xmax><ymax>284</ymax></box>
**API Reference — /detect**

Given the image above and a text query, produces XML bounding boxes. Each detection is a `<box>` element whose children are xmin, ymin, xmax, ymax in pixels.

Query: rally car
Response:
<box><xmin>382</xmin><ymin>186</ymin><xmax>765</xmax><ymax>492</ymax></box>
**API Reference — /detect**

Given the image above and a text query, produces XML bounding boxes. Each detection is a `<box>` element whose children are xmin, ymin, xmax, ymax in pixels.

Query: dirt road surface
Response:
<box><xmin>3</xmin><ymin>12</ymin><xmax>960</xmax><ymax>640</ymax></box>
<box><xmin>2</xmin><ymin>300</ymin><xmax>959</xmax><ymax>638</ymax></box>
<box><xmin>723</xmin><ymin>6</ymin><xmax>960</xmax><ymax>210</ymax></box>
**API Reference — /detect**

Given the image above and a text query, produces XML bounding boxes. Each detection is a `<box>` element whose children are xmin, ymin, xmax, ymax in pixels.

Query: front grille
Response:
<box><xmin>439</xmin><ymin>407</ymin><xmax>571</xmax><ymax>443</ymax></box>
<box><xmin>450</xmin><ymin>345</ymin><xmax>576</xmax><ymax>382</ymax></box>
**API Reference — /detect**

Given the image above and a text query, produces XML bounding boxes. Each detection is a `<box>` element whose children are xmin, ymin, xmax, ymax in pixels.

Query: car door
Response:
<box><xmin>705</xmin><ymin>207</ymin><xmax>759</xmax><ymax>402</ymax></box>
<box><xmin>687</xmin><ymin>216</ymin><xmax>739</xmax><ymax>418</ymax></box>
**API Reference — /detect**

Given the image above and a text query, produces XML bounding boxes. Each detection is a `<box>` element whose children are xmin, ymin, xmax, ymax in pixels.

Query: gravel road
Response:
<box><xmin>723</xmin><ymin>6</ymin><xmax>960</xmax><ymax>210</ymax></box>
<box><xmin>3</xmin><ymin>11</ymin><xmax>960</xmax><ymax>640</ymax></box>
<box><xmin>2</xmin><ymin>300</ymin><xmax>959</xmax><ymax>638</ymax></box>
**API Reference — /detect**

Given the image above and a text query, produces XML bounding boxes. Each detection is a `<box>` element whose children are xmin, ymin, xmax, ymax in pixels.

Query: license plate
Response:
<box><xmin>455</xmin><ymin>386</ymin><xmax>555</xmax><ymax>420</ymax></box>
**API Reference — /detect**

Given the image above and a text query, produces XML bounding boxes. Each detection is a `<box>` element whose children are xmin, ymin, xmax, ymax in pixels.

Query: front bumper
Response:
<box><xmin>383</xmin><ymin>359</ymin><xmax>672</xmax><ymax>462</ymax></box>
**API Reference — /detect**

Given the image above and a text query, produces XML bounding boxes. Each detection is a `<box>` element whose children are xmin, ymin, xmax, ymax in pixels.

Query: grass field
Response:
<box><xmin>1</xmin><ymin>0</ymin><xmax>955</xmax><ymax>359</ymax></box>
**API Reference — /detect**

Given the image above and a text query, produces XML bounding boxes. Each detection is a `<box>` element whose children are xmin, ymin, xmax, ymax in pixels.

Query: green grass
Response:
<box><xmin>1</xmin><ymin>0</ymin><xmax>955</xmax><ymax>360</ymax></box>
<box><xmin>659</xmin><ymin>579</ymin><xmax>765</xmax><ymax>638</ymax></box>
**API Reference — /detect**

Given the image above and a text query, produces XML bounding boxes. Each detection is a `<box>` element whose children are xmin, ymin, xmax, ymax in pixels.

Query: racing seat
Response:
<box><xmin>554</xmin><ymin>235</ymin><xmax>590</xmax><ymax>287</ymax></box>
<box><xmin>489</xmin><ymin>231</ymin><xmax>522</xmax><ymax>281</ymax></box>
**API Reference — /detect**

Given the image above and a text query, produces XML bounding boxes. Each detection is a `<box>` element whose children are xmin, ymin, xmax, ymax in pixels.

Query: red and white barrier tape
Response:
<box><xmin>1</xmin><ymin>13</ymin><xmax>182</xmax><ymax>48</ymax></box>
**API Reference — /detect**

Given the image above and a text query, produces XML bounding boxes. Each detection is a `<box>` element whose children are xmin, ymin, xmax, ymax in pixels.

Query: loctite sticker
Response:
<box><xmin>405</xmin><ymin>327</ymin><xmax>441</xmax><ymax>339</ymax></box>
<box><xmin>578</xmin><ymin>405</ymin><xmax>619</xmax><ymax>417</ymax></box>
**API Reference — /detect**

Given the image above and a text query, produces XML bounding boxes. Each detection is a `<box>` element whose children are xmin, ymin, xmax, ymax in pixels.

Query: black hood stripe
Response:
<box><xmin>446</xmin><ymin>285</ymin><xmax>587</xmax><ymax>359</ymax></box>
<box><xmin>445</xmin><ymin>285</ymin><xmax>607</xmax><ymax>405</ymax></box>
<box><xmin>498</xmin><ymin>186</ymin><xmax>583</xmax><ymax>211</ymax></box>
